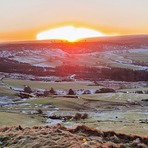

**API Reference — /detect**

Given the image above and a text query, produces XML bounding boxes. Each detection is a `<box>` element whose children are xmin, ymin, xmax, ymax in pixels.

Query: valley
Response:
<box><xmin>0</xmin><ymin>36</ymin><xmax>148</xmax><ymax>147</ymax></box>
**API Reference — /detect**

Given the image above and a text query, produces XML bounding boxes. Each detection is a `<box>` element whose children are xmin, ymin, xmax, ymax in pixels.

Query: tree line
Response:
<box><xmin>0</xmin><ymin>58</ymin><xmax>148</xmax><ymax>82</ymax></box>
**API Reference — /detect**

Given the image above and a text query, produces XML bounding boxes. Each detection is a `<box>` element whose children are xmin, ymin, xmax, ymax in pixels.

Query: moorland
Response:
<box><xmin>0</xmin><ymin>35</ymin><xmax>148</xmax><ymax>147</ymax></box>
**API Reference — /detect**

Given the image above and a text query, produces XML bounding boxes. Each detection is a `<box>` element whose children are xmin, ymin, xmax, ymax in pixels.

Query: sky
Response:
<box><xmin>0</xmin><ymin>0</ymin><xmax>148</xmax><ymax>41</ymax></box>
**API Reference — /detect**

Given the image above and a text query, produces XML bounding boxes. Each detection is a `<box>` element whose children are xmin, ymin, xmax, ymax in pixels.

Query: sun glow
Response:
<box><xmin>36</xmin><ymin>26</ymin><xmax>105</xmax><ymax>42</ymax></box>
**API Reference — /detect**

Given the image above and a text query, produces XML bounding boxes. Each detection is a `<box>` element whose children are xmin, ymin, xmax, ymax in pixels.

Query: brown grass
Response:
<box><xmin>0</xmin><ymin>124</ymin><xmax>148</xmax><ymax>148</ymax></box>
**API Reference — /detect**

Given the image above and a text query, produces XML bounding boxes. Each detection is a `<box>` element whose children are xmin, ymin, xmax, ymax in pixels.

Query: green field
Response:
<box><xmin>0</xmin><ymin>112</ymin><xmax>44</xmax><ymax>126</ymax></box>
<box><xmin>0</xmin><ymin>85</ymin><xmax>16</xmax><ymax>96</ymax></box>
<box><xmin>120</xmin><ymin>52</ymin><xmax>148</xmax><ymax>62</ymax></box>
<box><xmin>3</xmin><ymin>78</ymin><xmax>101</xmax><ymax>90</ymax></box>
<box><xmin>0</xmin><ymin>77</ymin><xmax>148</xmax><ymax>136</ymax></box>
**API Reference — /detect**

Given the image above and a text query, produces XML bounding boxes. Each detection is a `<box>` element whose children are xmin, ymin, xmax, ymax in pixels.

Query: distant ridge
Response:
<box><xmin>0</xmin><ymin>34</ymin><xmax>148</xmax><ymax>45</ymax></box>
<box><xmin>84</xmin><ymin>34</ymin><xmax>148</xmax><ymax>42</ymax></box>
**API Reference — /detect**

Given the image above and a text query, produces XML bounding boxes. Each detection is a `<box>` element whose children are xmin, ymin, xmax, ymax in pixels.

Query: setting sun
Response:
<box><xmin>36</xmin><ymin>26</ymin><xmax>105</xmax><ymax>42</ymax></box>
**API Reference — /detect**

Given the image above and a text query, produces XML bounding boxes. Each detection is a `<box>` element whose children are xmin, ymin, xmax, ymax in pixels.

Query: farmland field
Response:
<box><xmin>0</xmin><ymin>76</ymin><xmax>148</xmax><ymax>136</ymax></box>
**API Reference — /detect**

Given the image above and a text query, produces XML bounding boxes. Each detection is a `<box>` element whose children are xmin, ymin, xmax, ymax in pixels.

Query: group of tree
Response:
<box><xmin>55</xmin><ymin>65</ymin><xmax>148</xmax><ymax>82</ymax></box>
<box><xmin>1</xmin><ymin>57</ymin><xmax>148</xmax><ymax>82</ymax></box>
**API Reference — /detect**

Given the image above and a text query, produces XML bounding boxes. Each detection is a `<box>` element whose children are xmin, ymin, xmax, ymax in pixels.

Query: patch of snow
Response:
<box><xmin>54</xmin><ymin>108</ymin><xmax>59</xmax><ymax>110</ymax></box>
<box><xmin>47</xmin><ymin>110</ymin><xmax>57</xmax><ymax>115</ymax></box>
<box><xmin>33</xmin><ymin>63</ymin><xmax>55</xmax><ymax>68</ymax></box>
<box><xmin>56</xmin><ymin>90</ymin><xmax>67</xmax><ymax>95</ymax></box>
<box><xmin>19</xmin><ymin>103</ymin><xmax>30</xmax><ymax>106</ymax></box>
<box><xmin>12</xmin><ymin>87</ymin><xmax>23</xmax><ymax>91</ymax></box>
<box><xmin>46</xmin><ymin>118</ymin><xmax>62</xmax><ymax>126</ymax></box>
<box><xmin>0</xmin><ymin>96</ymin><xmax>13</xmax><ymax>105</ymax></box>
<box><xmin>129</xmin><ymin>49</ymin><xmax>148</xmax><ymax>53</ymax></box>
<box><xmin>43</xmin><ymin>105</ymin><xmax>54</xmax><ymax>109</ymax></box>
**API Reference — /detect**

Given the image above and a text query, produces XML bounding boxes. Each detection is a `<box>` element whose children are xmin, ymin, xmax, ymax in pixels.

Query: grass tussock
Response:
<box><xmin>0</xmin><ymin>124</ymin><xmax>148</xmax><ymax>148</ymax></box>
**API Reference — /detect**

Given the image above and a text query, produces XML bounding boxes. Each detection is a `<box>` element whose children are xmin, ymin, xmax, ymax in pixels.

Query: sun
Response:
<box><xmin>36</xmin><ymin>26</ymin><xmax>105</xmax><ymax>42</ymax></box>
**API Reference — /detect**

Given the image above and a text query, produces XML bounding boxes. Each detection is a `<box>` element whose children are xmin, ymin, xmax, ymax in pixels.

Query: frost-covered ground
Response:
<box><xmin>105</xmin><ymin>49</ymin><xmax>148</xmax><ymax>70</ymax></box>
<box><xmin>0</xmin><ymin>46</ymin><xmax>148</xmax><ymax>70</ymax></box>
<box><xmin>0</xmin><ymin>48</ymin><xmax>68</xmax><ymax>68</ymax></box>
<box><xmin>0</xmin><ymin>72</ymin><xmax>148</xmax><ymax>136</ymax></box>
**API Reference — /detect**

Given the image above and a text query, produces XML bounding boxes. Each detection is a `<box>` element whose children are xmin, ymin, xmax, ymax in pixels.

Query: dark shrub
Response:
<box><xmin>83</xmin><ymin>90</ymin><xmax>91</xmax><ymax>94</ymax></box>
<box><xmin>95</xmin><ymin>90</ymin><xmax>101</xmax><ymax>93</ymax></box>
<box><xmin>96</xmin><ymin>88</ymin><xmax>115</xmax><ymax>93</ymax></box>
<box><xmin>24</xmin><ymin>85</ymin><xmax>32</xmax><ymax>93</ymax></box>
<box><xmin>81</xmin><ymin>113</ymin><xmax>88</xmax><ymax>119</ymax></box>
<box><xmin>36</xmin><ymin>109</ymin><xmax>43</xmax><ymax>114</ymax></box>
<box><xmin>73</xmin><ymin>113</ymin><xmax>82</xmax><ymax>120</ymax></box>
<box><xmin>68</xmin><ymin>89</ymin><xmax>75</xmax><ymax>95</ymax></box>
<box><xmin>49</xmin><ymin>87</ymin><xmax>56</xmax><ymax>95</ymax></box>
<box><xmin>44</xmin><ymin>90</ymin><xmax>49</xmax><ymax>97</ymax></box>
<box><xmin>135</xmin><ymin>91</ymin><xmax>143</xmax><ymax>94</ymax></box>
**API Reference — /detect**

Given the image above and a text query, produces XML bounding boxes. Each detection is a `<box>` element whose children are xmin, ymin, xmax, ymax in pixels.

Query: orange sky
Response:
<box><xmin>0</xmin><ymin>0</ymin><xmax>148</xmax><ymax>42</ymax></box>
